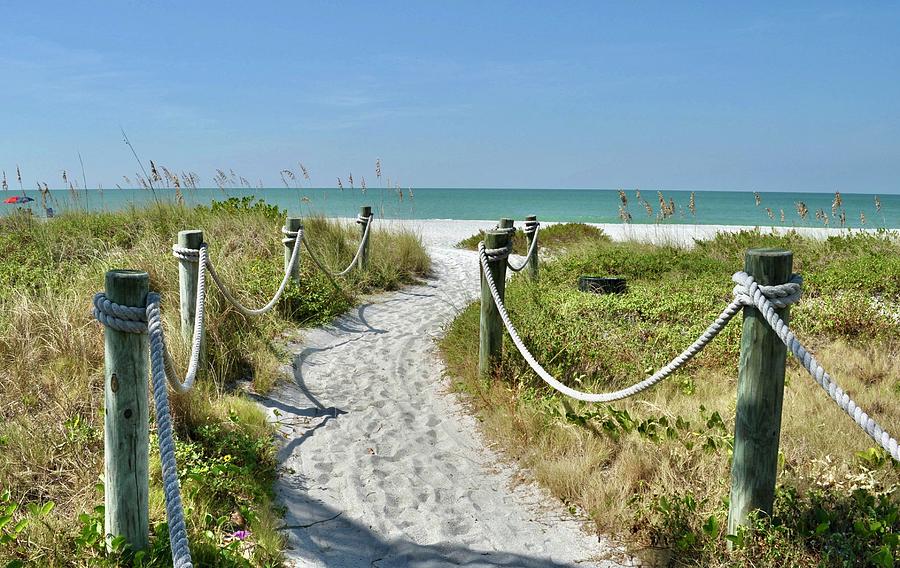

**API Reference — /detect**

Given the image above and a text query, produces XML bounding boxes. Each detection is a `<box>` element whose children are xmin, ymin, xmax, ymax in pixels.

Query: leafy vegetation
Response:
<box><xmin>456</xmin><ymin>222</ymin><xmax>609</xmax><ymax>255</ymax></box>
<box><xmin>441</xmin><ymin>227</ymin><xmax>899</xmax><ymax>566</ymax></box>
<box><xmin>0</xmin><ymin>199</ymin><xmax>429</xmax><ymax>566</ymax></box>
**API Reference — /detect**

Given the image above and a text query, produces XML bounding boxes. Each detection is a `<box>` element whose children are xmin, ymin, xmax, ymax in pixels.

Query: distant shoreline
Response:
<box><xmin>343</xmin><ymin>218</ymin><xmax>889</xmax><ymax>249</ymax></box>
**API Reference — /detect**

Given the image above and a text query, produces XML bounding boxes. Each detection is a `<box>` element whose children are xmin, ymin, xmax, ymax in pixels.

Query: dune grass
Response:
<box><xmin>0</xmin><ymin>198</ymin><xmax>429</xmax><ymax>566</ymax></box>
<box><xmin>456</xmin><ymin>222</ymin><xmax>609</xmax><ymax>255</ymax></box>
<box><xmin>441</xmin><ymin>227</ymin><xmax>899</xmax><ymax>567</ymax></box>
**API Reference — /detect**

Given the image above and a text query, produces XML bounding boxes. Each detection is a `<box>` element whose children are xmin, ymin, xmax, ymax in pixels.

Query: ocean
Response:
<box><xmin>4</xmin><ymin>187</ymin><xmax>899</xmax><ymax>229</ymax></box>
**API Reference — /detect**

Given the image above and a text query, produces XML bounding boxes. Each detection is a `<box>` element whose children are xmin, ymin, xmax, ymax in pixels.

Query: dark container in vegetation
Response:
<box><xmin>578</xmin><ymin>276</ymin><xmax>627</xmax><ymax>294</ymax></box>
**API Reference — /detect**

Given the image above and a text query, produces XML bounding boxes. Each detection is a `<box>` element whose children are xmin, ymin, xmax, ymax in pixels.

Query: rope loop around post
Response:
<box><xmin>92</xmin><ymin>293</ymin><xmax>149</xmax><ymax>333</ymax></box>
<box><xmin>507</xmin><ymin>223</ymin><xmax>540</xmax><ymax>272</ymax></box>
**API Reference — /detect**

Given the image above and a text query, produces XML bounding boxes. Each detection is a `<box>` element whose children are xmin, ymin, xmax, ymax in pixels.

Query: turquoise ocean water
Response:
<box><xmin>4</xmin><ymin>187</ymin><xmax>899</xmax><ymax>229</ymax></box>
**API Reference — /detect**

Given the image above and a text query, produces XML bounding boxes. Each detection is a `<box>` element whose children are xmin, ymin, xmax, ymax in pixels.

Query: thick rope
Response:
<box><xmin>92</xmin><ymin>294</ymin><xmax>193</xmax><ymax>567</ymax></box>
<box><xmin>507</xmin><ymin>223</ymin><xmax>540</xmax><ymax>272</ymax></box>
<box><xmin>162</xmin><ymin>244</ymin><xmax>210</xmax><ymax>392</ymax></box>
<box><xmin>479</xmin><ymin>242</ymin><xmax>747</xmax><ymax>402</ymax></box>
<box><xmin>201</xmin><ymin>227</ymin><xmax>304</xmax><ymax>316</ymax></box>
<box><xmin>732</xmin><ymin>271</ymin><xmax>899</xmax><ymax>462</ymax></box>
<box><xmin>146</xmin><ymin>293</ymin><xmax>193</xmax><ymax>567</ymax></box>
<box><xmin>302</xmin><ymin>214</ymin><xmax>373</xmax><ymax>277</ymax></box>
<box><xmin>480</xmin><ymin>243</ymin><xmax>898</xmax><ymax>461</ymax></box>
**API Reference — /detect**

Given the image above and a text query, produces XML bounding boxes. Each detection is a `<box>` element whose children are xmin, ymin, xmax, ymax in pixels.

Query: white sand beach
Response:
<box><xmin>254</xmin><ymin>219</ymin><xmax>859</xmax><ymax>567</ymax></box>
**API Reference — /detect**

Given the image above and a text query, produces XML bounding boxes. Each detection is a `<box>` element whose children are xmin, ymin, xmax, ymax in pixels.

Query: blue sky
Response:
<box><xmin>1</xmin><ymin>2</ymin><xmax>898</xmax><ymax>192</ymax></box>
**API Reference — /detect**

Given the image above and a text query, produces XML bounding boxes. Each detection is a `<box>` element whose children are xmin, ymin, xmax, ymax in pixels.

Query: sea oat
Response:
<box><xmin>860</xmin><ymin>211</ymin><xmax>866</xmax><ymax>225</ymax></box>
<box><xmin>689</xmin><ymin>192</ymin><xmax>696</xmax><ymax>216</ymax></box>
<box><xmin>780</xmin><ymin>209</ymin><xmax>785</xmax><ymax>224</ymax></box>
<box><xmin>754</xmin><ymin>191</ymin><xmax>761</xmax><ymax>206</ymax></box>
<box><xmin>765</xmin><ymin>207</ymin><xmax>775</xmax><ymax>221</ymax></box>
<box><xmin>299</xmin><ymin>163</ymin><xmax>310</xmax><ymax>181</ymax></box>
<box><xmin>349</xmin><ymin>172</ymin><xmax>354</xmax><ymax>189</ymax></box>
<box><xmin>1</xmin><ymin>171</ymin><xmax>7</xmax><ymax>191</ymax></box>
<box><xmin>337</xmin><ymin>177</ymin><xmax>344</xmax><ymax>190</ymax></box>
<box><xmin>832</xmin><ymin>191</ymin><xmax>842</xmax><ymax>216</ymax></box>
<box><xmin>375</xmin><ymin>158</ymin><xmax>382</xmax><ymax>178</ymax></box>
<box><xmin>149</xmin><ymin>160</ymin><xmax>162</xmax><ymax>184</ymax></box>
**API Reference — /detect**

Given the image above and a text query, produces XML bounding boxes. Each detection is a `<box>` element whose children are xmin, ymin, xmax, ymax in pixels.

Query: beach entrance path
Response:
<box><xmin>256</xmin><ymin>222</ymin><xmax>631</xmax><ymax>568</ymax></box>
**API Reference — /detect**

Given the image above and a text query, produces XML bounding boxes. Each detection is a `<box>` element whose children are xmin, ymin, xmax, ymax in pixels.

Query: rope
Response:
<box><xmin>201</xmin><ymin>226</ymin><xmax>304</xmax><ymax>317</ymax></box>
<box><xmin>507</xmin><ymin>223</ymin><xmax>540</xmax><ymax>272</ymax></box>
<box><xmin>302</xmin><ymin>214</ymin><xmax>373</xmax><ymax>277</ymax></box>
<box><xmin>163</xmin><ymin>244</ymin><xmax>210</xmax><ymax>392</ymax></box>
<box><xmin>92</xmin><ymin>294</ymin><xmax>194</xmax><ymax>567</ymax></box>
<box><xmin>479</xmin><ymin>242</ymin><xmax>748</xmax><ymax>402</ymax></box>
<box><xmin>479</xmin><ymin>243</ymin><xmax>898</xmax><ymax>461</ymax></box>
<box><xmin>732</xmin><ymin>271</ymin><xmax>899</xmax><ymax>462</ymax></box>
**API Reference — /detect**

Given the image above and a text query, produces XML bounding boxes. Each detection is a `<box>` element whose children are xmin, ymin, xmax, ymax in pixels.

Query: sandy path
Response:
<box><xmin>256</xmin><ymin>223</ymin><xmax>631</xmax><ymax>567</ymax></box>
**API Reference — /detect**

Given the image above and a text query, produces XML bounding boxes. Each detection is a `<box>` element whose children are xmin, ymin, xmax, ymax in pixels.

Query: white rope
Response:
<box><xmin>146</xmin><ymin>292</ymin><xmax>194</xmax><ymax>568</ymax></box>
<box><xmin>479</xmin><ymin>242</ymin><xmax>747</xmax><ymax>402</ymax></box>
<box><xmin>201</xmin><ymin>226</ymin><xmax>304</xmax><ymax>317</ymax></box>
<box><xmin>92</xmin><ymin>293</ymin><xmax>193</xmax><ymax>567</ymax></box>
<box><xmin>302</xmin><ymin>214</ymin><xmax>373</xmax><ymax>277</ymax></box>
<box><xmin>162</xmin><ymin>244</ymin><xmax>210</xmax><ymax>392</ymax></box>
<box><xmin>732</xmin><ymin>271</ymin><xmax>900</xmax><ymax>462</ymax></box>
<box><xmin>479</xmin><ymin>243</ymin><xmax>898</xmax><ymax>462</ymax></box>
<box><xmin>507</xmin><ymin>223</ymin><xmax>540</xmax><ymax>272</ymax></box>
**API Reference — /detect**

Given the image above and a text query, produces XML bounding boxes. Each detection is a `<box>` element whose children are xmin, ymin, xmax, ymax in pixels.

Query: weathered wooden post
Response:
<box><xmin>727</xmin><ymin>249</ymin><xmax>793</xmax><ymax>542</ymax></box>
<box><xmin>102</xmin><ymin>270</ymin><xmax>150</xmax><ymax>552</ymax></box>
<box><xmin>525</xmin><ymin>214</ymin><xmax>539</xmax><ymax>281</ymax></box>
<box><xmin>284</xmin><ymin>217</ymin><xmax>302</xmax><ymax>284</ymax></box>
<box><xmin>498</xmin><ymin>217</ymin><xmax>515</xmax><ymax>234</ymax></box>
<box><xmin>177</xmin><ymin>230</ymin><xmax>203</xmax><ymax>343</ymax></box>
<box><xmin>479</xmin><ymin>229</ymin><xmax>511</xmax><ymax>377</ymax></box>
<box><xmin>359</xmin><ymin>206</ymin><xmax>372</xmax><ymax>271</ymax></box>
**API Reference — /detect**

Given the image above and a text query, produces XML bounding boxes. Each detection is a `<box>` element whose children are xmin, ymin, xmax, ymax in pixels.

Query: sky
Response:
<box><xmin>1</xmin><ymin>2</ymin><xmax>898</xmax><ymax>193</ymax></box>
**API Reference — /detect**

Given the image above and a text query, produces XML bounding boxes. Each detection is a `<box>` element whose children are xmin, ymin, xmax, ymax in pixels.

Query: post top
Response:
<box><xmin>746</xmin><ymin>248</ymin><xmax>792</xmax><ymax>257</ymax></box>
<box><xmin>105</xmin><ymin>269</ymin><xmax>149</xmax><ymax>280</ymax></box>
<box><xmin>525</xmin><ymin>214</ymin><xmax>537</xmax><ymax>221</ymax></box>
<box><xmin>178</xmin><ymin>229</ymin><xmax>203</xmax><ymax>237</ymax></box>
<box><xmin>105</xmin><ymin>270</ymin><xmax>149</xmax><ymax>305</ymax></box>
<box><xmin>360</xmin><ymin>205</ymin><xmax>373</xmax><ymax>213</ymax></box>
<box><xmin>499</xmin><ymin>218</ymin><xmax>515</xmax><ymax>227</ymax></box>
<box><xmin>484</xmin><ymin>229</ymin><xmax>511</xmax><ymax>247</ymax></box>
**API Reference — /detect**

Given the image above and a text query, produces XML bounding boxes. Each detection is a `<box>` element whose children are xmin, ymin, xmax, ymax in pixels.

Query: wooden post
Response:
<box><xmin>359</xmin><ymin>206</ymin><xmax>372</xmax><ymax>270</ymax></box>
<box><xmin>479</xmin><ymin>230</ymin><xmax>510</xmax><ymax>377</ymax></box>
<box><xmin>103</xmin><ymin>270</ymin><xmax>150</xmax><ymax>552</ymax></box>
<box><xmin>498</xmin><ymin>217</ymin><xmax>515</xmax><ymax>235</ymax></box>
<box><xmin>525</xmin><ymin>214</ymin><xmax>539</xmax><ymax>281</ymax></box>
<box><xmin>284</xmin><ymin>217</ymin><xmax>302</xmax><ymax>285</ymax></box>
<box><xmin>727</xmin><ymin>249</ymin><xmax>793</xmax><ymax>541</ymax></box>
<box><xmin>177</xmin><ymin>230</ymin><xmax>203</xmax><ymax>342</ymax></box>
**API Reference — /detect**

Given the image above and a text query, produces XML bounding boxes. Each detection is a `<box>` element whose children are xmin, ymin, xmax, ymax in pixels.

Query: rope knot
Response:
<box><xmin>92</xmin><ymin>292</ymin><xmax>148</xmax><ymax>333</ymax></box>
<box><xmin>281</xmin><ymin>226</ymin><xmax>303</xmax><ymax>246</ymax></box>
<box><xmin>731</xmin><ymin>271</ymin><xmax>803</xmax><ymax>309</ymax></box>
<box><xmin>482</xmin><ymin>241</ymin><xmax>513</xmax><ymax>262</ymax></box>
<box><xmin>356</xmin><ymin>214</ymin><xmax>373</xmax><ymax>225</ymax></box>
<box><xmin>524</xmin><ymin>220</ymin><xmax>540</xmax><ymax>235</ymax></box>
<box><xmin>172</xmin><ymin>243</ymin><xmax>206</xmax><ymax>262</ymax></box>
